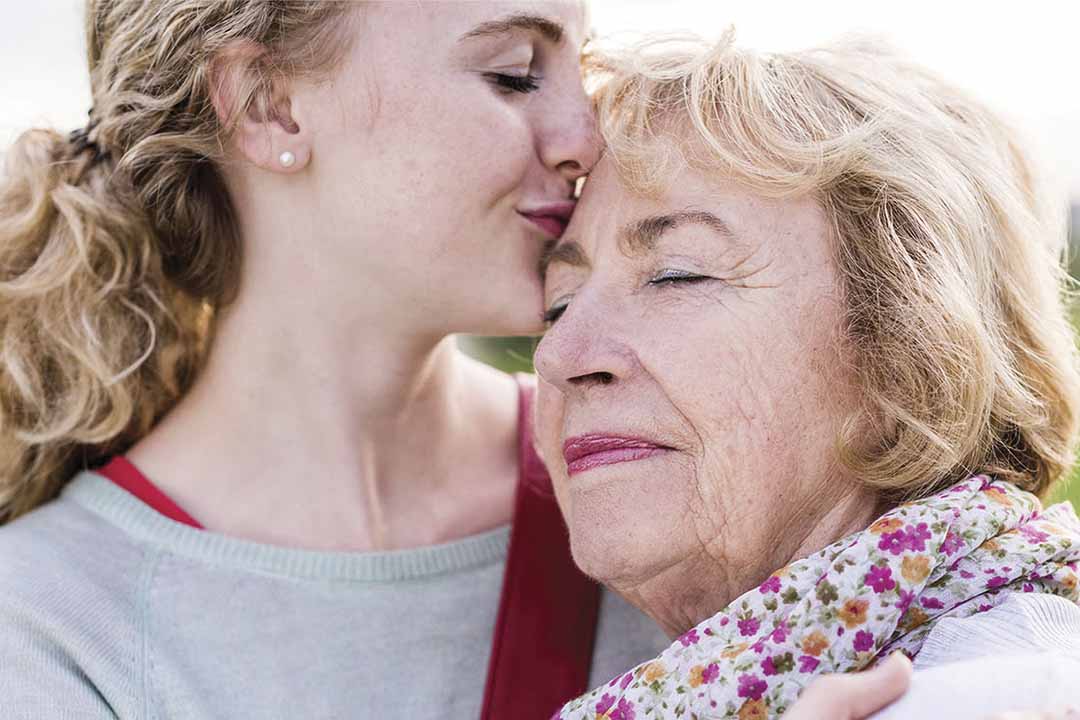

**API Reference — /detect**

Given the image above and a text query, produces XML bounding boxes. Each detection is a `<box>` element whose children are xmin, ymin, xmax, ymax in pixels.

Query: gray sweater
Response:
<box><xmin>4</xmin><ymin>471</ymin><xmax>1079</xmax><ymax>719</ymax></box>
<box><xmin>0</xmin><ymin>471</ymin><xmax>667</xmax><ymax>719</ymax></box>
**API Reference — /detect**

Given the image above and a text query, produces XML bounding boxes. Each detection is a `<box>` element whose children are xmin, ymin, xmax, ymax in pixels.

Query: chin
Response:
<box><xmin>563</xmin><ymin>502</ymin><xmax>667</xmax><ymax>590</ymax></box>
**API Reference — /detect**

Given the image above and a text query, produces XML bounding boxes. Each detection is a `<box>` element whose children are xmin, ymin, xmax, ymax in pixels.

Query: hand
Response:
<box><xmin>785</xmin><ymin>652</ymin><xmax>913</xmax><ymax>720</ymax></box>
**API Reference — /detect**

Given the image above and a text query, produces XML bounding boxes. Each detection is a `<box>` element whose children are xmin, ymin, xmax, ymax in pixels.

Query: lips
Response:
<box><xmin>519</xmin><ymin>201</ymin><xmax>576</xmax><ymax>239</ymax></box>
<box><xmin>562</xmin><ymin>434</ymin><xmax>673</xmax><ymax>477</ymax></box>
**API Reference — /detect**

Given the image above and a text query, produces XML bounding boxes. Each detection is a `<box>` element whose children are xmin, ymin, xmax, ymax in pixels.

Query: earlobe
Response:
<box><xmin>208</xmin><ymin>39</ymin><xmax>312</xmax><ymax>173</ymax></box>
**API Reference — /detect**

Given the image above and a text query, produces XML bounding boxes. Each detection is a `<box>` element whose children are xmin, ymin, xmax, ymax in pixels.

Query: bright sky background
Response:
<box><xmin>3</xmin><ymin>1</ymin><xmax>1078</xmax><ymax>199</ymax></box>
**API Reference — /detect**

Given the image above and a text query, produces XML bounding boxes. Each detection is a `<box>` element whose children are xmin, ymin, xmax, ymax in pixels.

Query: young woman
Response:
<box><xmin>0</xmin><ymin>1</ymin><xmax>905</xmax><ymax>718</ymax></box>
<box><xmin>0</xmin><ymin>2</ymin><xmax>674</xmax><ymax>717</ymax></box>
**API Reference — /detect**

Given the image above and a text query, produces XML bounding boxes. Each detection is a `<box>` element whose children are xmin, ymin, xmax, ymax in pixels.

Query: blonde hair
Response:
<box><xmin>587</xmin><ymin>31</ymin><xmax>1080</xmax><ymax>500</ymax></box>
<box><xmin>0</xmin><ymin>0</ymin><xmax>358</xmax><ymax>523</ymax></box>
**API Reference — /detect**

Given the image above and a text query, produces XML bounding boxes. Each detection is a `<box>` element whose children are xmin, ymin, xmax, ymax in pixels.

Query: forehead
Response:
<box><xmin>544</xmin><ymin>157</ymin><xmax>833</xmax><ymax>275</ymax></box>
<box><xmin>389</xmin><ymin>0</ymin><xmax>588</xmax><ymax>44</ymax></box>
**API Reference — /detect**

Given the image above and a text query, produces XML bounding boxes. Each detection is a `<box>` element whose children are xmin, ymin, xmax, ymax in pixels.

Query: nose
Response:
<box><xmin>534</xmin><ymin>297</ymin><xmax>634</xmax><ymax>395</ymax></box>
<box><xmin>537</xmin><ymin>83</ymin><xmax>602</xmax><ymax>184</ymax></box>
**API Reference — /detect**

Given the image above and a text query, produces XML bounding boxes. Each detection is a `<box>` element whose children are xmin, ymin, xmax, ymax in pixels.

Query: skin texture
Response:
<box><xmin>128</xmin><ymin>1</ymin><xmax>599</xmax><ymax>552</ymax></box>
<box><xmin>535</xmin><ymin>157</ymin><xmax>881</xmax><ymax>637</ymax></box>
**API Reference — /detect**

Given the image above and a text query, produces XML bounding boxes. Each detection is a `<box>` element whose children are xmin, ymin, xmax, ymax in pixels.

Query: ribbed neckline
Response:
<box><xmin>62</xmin><ymin>471</ymin><xmax>510</xmax><ymax>583</ymax></box>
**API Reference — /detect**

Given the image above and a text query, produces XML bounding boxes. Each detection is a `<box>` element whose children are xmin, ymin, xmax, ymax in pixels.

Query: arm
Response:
<box><xmin>0</xmin><ymin>620</ymin><xmax>122</xmax><ymax>720</ymax></box>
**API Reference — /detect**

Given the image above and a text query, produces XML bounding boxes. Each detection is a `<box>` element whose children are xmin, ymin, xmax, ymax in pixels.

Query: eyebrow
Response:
<box><xmin>458</xmin><ymin>13</ymin><xmax>565</xmax><ymax>45</ymax></box>
<box><xmin>620</xmin><ymin>211</ymin><xmax>734</xmax><ymax>254</ymax></box>
<box><xmin>539</xmin><ymin>210</ymin><xmax>736</xmax><ymax>277</ymax></box>
<box><xmin>539</xmin><ymin>240</ymin><xmax>589</xmax><ymax>276</ymax></box>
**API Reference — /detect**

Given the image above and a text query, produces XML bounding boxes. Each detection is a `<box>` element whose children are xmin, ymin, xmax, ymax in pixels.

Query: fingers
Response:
<box><xmin>785</xmin><ymin>652</ymin><xmax>913</xmax><ymax>720</ymax></box>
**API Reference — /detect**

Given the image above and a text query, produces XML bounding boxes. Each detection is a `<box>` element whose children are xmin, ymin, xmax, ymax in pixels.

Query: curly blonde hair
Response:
<box><xmin>0</xmin><ymin>0</ymin><xmax>358</xmax><ymax>523</ymax></box>
<box><xmin>587</xmin><ymin>31</ymin><xmax>1080</xmax><ymax>501</ymax></box>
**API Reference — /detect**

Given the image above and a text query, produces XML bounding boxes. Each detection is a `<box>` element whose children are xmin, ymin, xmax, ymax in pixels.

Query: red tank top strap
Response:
<box><xmin>95</xmin><ymin>456</ymin><xmax>204</xmax><ymax>529</ymax></box>
<box><xmin>479</xmin><ymin>374</ymin><xmax>601</xmax><ymax>719</ymax></box>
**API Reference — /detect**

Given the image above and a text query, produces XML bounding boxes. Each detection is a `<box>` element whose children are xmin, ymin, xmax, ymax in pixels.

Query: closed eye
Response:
<box><xmin>647</xmin><ymin>269</ymin><xmax>713</xmax><ymax>287</ymax></box>
<box><xmin>543</xmin><ymin>296</ymin><xmax>571</xmax><ymax>325</ymax></box>
<box><xmin>485</xmin><ymin>72</ymin><xmax>541</xmax><ymax>94</ymax></box>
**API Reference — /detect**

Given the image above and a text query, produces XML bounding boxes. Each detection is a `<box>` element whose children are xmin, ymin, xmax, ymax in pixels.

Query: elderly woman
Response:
<box><xmin>535</xmin><ymin>33</ymin><xmax>1080</xmax><ymax>719</ymax></box>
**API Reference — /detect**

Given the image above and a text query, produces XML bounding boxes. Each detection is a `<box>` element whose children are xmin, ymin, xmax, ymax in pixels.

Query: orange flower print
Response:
<box><xmin>900</xmin><ymin>606</ymin><xmax>929</xmax><ymax>631</ymax></box>
<box><xmin>1062</xmin><ymin>572</ymin><xmax>1078</xmax><ymax>591</ymax></box>
<box><xmin>838</xmin><ymin>598</ymin><xmax>870</xmax><ymax>629</ymax></box>
<box><xmin>984</xmin><ymin>486</ymin><xmax>1014</xmax><ymax>507</ymax></box>
<box><xmin>869</xmin><ymin>517</ymin><xmax>904</xmax><ymax>535</ymax></box>
<box><xmin>722</xmin><ymin>642</ymin><xmax>750</xmax><ymax>660</ymax></box>
<box><xmin>979</xmin><ymin>538</ymin><xmax>1001</xmax><ymax>553</ymax></box>
<box><xmin>801</xmin><ymin>631</ymin><xmax>830</xmax><ymax>657</ymax></box>
<box><xmin>641</xmin><ymin>661</ymin><xmax>667</xmax><ymax>683</ymax></box>
<box><xmin>688</xmin><ymin>665</ymin><xmax>705</xmax><ymax>688</ymax></box>
<box><xmin>901</xmin><ymin>555</ymin><xmax>931</xmax><ymax>584</ymax></box>
<box><xmin>738</xmin><ymin>698</ymin><xmax>767</xmax><ymax>720</ymax></box>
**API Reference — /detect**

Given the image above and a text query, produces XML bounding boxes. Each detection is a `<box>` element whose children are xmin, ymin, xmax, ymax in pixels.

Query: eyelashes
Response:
<box><xmin>485</xmin><ymin>72</ymin><xmax>541</xmax><ymax>94</ymax></box>
<box><xmin>543</xmin><ymin>301</ymin><xmax>569</xmax><ymax>325</ymax></box>
<box><xmin>543</xmin><ymin>272</ymin><xmax>714</xmax><ymax>326</ymax></box>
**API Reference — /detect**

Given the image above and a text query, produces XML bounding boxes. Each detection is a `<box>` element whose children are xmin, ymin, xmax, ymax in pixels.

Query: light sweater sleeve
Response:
<box><xmin>871</xmin><ymin>652</ymin><xmax>1080</xmax><ymax>720</ymax></box>
<box><xmin>872</xmin><ymin>593</ymin><xmax>1080</xmax><ymax>719</ymax></box>
<box><xmin>0</xmin><ymin>616</ymin><xmax>121</xmax><ymax>720</ymax></box>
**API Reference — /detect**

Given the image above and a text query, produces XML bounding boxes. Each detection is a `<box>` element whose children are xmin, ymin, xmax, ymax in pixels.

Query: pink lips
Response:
<box><xmin>519</xmin><ymin>201</ymin><xmax>576</xmax><ymax>239</ymax></box>
<box><xmin>562</xmin><ymin>434</ymin><xmax>672</xmax><ymax>477</ymax></box>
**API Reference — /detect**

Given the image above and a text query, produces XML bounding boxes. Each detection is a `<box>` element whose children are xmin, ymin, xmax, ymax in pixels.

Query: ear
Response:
<box><xmin>208</xmin><ymin>39</ymin><xmax>311</xmax><ymax>174</ymax></box>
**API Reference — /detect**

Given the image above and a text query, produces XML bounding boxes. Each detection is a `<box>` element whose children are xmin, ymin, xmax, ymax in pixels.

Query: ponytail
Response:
<box><xmin>0</xmin><ymin>0</ymin><xmax>357</xmax><ymax>523</ymax></box>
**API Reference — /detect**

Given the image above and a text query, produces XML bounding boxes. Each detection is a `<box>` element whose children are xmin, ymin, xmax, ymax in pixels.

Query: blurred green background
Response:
<box><xmin>461</xmin><ymin>204</ymin><xmax>1080</xmax><ymax>510</ymax></box>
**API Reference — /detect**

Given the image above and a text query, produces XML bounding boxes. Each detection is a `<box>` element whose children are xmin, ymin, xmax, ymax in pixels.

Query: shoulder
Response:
<box><xmin>872</xmin><ymin>594</ymin><xmax>1080</xmax><ymax>719</ymax></box>
<box><xmin>872</xmin><ymin>651</ymin><xmax>1080</xmax><ymax>719</ymax></box>
<box><xmin>0</xmin><ymin>480</ymin><xmax>146</xmax><ymax>718</ymax></box>
<box><xmin>0</xmin><ymin>476</ymin><xmax>148</xmax><ymax>608</ymax></box>
<box><xmin>915</xmin><ymin>593</ymin><xmax>1080</xmax><ymax>668</ymax></box>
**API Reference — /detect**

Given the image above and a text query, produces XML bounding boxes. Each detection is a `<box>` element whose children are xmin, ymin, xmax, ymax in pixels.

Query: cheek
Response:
<box><xmin>643</xmin><ymin>291</ymin><xmax>851</xmax><ymax>570</ymax></box>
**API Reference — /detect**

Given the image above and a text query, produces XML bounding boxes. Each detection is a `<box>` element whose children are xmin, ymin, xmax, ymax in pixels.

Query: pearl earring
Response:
<box><xmin>279</xmin><ymin>151</ymin><xmax>296</xmax><ymax>168</ymax></box>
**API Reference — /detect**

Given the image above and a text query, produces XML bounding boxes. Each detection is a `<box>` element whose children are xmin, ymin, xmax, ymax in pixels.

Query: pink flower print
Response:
<box><xmin>737</xmin><ymin>674</ymin><xmax>768</xmax><ymax>701</ymax></box>
<box><xmin>596</xmin><ymin>694</ymin><xmax>616</xmax><ymax>715</ymax></box>
<box><xmin>853</xmin><ymin>630</ymin><xmax>875</xmax><ymax>652</ymax></box>
<box><xmin>704</xmin><ymin>627</ymin><xmax>714</xmax><ymax>636</ymax></box>
<box><xmin>1023</xmin><ymin>582</ymin><xmax>1035</xmax><ymax>592</ymax></box>
<box><xmin>738</xmin><ymin>616</ymin><xmax>762</xmax><ymax>637</ymax></box>
<box><xmin>720</xmin><ymin>617</ymin><xmax>730</xmax><ymax>627</ymax></box>
<box><xmin>977</xmin><ymin>604</ymin><xmax>993</xmax><ymax>613</ymax></box>
<box><xmin>610</xmin><ymin>699</ymin><xmax>636</xmax><ymax>720</ymax></box>
<box><xmin>759</xmin><ymin>575</ymin><xmax>782</xmax><ymax>594</ymax></box>
<box><xmin>620</xmin><ymin>672</ymin><xmax>633</xmax><ymax>690</ymax></box>
<box><xmin>865</xmin><ymin>565</ymin><xmax>896</xmax><ymax>593</ymax></box>
<box><xmin>940</xmin><ymin>530</ymin><xmax>963</xmax><ymax>556</ymax></box>
<box><xmin>878</xmin><ymin>530</ymin><xmax>908</xmax><ymax>555</ymax></box>
<box><xmin>896</xmin><ymin>589</ymin><xmax>916</xmax><ymax>613</ymax></box>
<box><xmin>678</xmin><ymin>628</ymin><xmax>700</xmax><ymax>647</ymax></box>
<box><xmin>762</xmin><ymin>656</ymin><xmax>778</xmax><ymax>676</ymax></box>
<box><xmin>701</xmin><ymin>664</ymin><xmax>720</xmax><ymax>684</ymax></box>
<box><xmin>987</xmin><ymin>576</ymin><xmax>1008</xmax><ymax>589</ymax></box>
<box><xmin>904</xmin><ymin>523</ymin><xmax>932</xmax><ymax>552</ymax></box>
<box><xmin>1020</xmin><ymin>525</ymin><xmax>1050</xmax><ymax>544</ymax></box>
<box><xmin>770</xmin><ymin>625</ymin><xmax>788</xmax><ymax>643</ymax></box>
<box><xmin>921</xmin><ymin>596</ymin><xmax>944</xmax><ymax>610</ymax></box>
<box><xmin>959</xmin><ymin>569</ymin><xmax>976</xmax><ymax>579</ymax></box>
<box><xmin>751</xmin><ymin>639</ymin><xmax>767</xmax><ymax>654</ymax></box>
<box><xmin>798</xmin><ymin>655</ymin><xmax>820</xmax><ymax>673</ymax></box>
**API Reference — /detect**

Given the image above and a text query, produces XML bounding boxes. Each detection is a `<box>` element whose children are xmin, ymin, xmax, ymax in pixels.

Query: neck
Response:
<box><xmin>128</xmin><ymin>265</ymin><xmax>520</xmax><ymax>552</ymax></box>
<box><xmin>618</xmin><ymin>483</ymin><xmax>880</xmax><ymax>639</ymax></box>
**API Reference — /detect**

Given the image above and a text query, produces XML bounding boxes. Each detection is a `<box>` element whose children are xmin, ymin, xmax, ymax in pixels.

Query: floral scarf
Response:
<box><xmin>555</xmin><ymin>475</ymin><xmax>1080</xmax><ymax>720</ymax></box>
